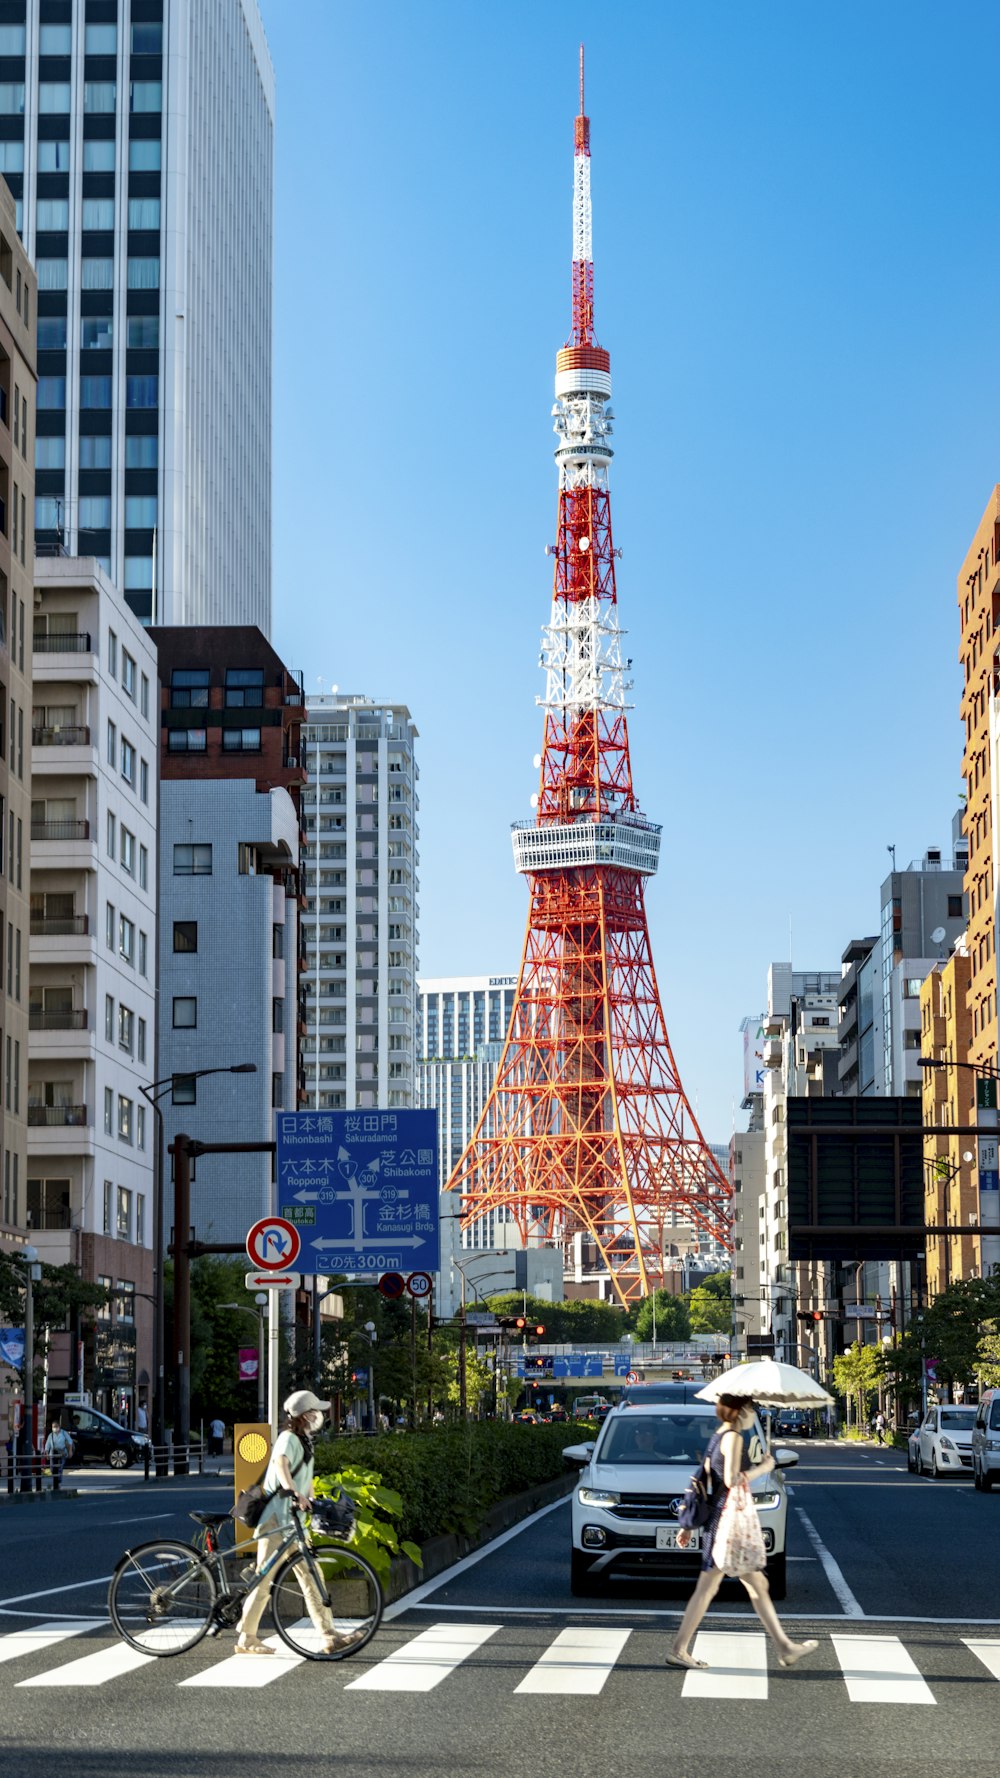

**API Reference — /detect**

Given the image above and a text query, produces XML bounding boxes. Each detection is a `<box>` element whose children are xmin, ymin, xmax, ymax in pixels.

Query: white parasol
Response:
<box><xmin>695</xmin><ymin>1359</ymin><xmax>834</xmax><ymax>1409</ymax></box>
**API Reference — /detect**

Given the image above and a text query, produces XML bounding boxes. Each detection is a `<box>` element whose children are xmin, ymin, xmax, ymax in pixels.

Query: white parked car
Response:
<box><xmin>907</xmin><ymin>1405</ymin><xmax>977</xmax><ymax>1477</ymax></box>
<box><xmin>564</xmin><ymin>1402</ymin><xmax>797</xmax><ymax>1600</ymax></box>
<box><xmin>971</xmin><ymin>1389</ymin><xmax>1000</xmax><ymax>1490</ymax></box>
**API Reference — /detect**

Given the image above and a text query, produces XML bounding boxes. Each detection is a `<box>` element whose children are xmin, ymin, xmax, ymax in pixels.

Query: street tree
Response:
<box><xmin>633</xmin><ymin>1290</ymin><xmax>691</xmax><ymax>1342</ymax></box>
<box><xmin>688</xmin><ymin>1283</ymin><xmax>732</xmax><ymax>1335</ymax></box>
<box><xmin>833</xmin><ymin>1340</ymin><xmax>882</xmax><ymax>1428</ymax></box>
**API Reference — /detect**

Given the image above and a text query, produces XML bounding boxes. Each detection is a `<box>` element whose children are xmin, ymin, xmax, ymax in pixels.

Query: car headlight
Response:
<box><xmin>988</xmin><ymin>1439</ymin><xmax>1000</xmax><ymax>1451</ymax></box>
<box><xmin>939</xmin><ymin>1437</ymin><xmax>955</xmax><ymax>1451</ymax></box>
<box><xmin>753</xmin><ymin>1491</ymin><xmax>782</xmax><ymax>1510</ymax></box>
<box><xmin>578</xmin><ymin>1487</ymin><xmax>620</xmax><ymax>1507</ymax></box>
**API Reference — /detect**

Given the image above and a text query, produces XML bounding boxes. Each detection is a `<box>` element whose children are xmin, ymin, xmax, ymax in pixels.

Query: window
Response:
<box><xmin>272</xmin><ymin>923</ymin><xmax>284</xmax><ymax>960</ymax></box>
<box><xmin>105</xmin><ymin>994</ymin><xmax>114</xmax><ymax>1042</ymax></box>
<box><xmin>172</xmin><ymin>1075</ymin><xmax>196</xmax><ymax>1106</ymax></box>
<box><xmin>136</xmin><ymin>1195</ymin><xmax>146</xmax><ymax>1247</ymax></box>
<box><xmin>82</xmin><ymin>199</ymin><xmax>115</xmax><ymax>233</ymax></box>
<box><xmin>82</xmin><ymin>259</ymin><xmax>115</xmax><ymax>294</ymax></box>
<box><xmin>174</xmin><ymin>921</ymin><xmax>197</xmax><ymax>953</ymax></box>
<box><xmin>81</xmin><ymin>316</ymin><xmax>114</xmax><ymax>352</ymax></box>
<box><xmin>167</xmin><ymin>728</ymin><xmax>206</xmax><ymax>753</ymax></box>
<box><xmin>272</xmin><ymin>999</ymin><xmax>284</xmax><ymax>1035</ymax></box>
<box><xmin>84</xmin><ymin>82</ymin><xmax>117</xmax><ymax>114</ymax></box>
<box><xmin>272</xmin><ymin>1072</ymin><xmax>284</xmax><ymax>1110</ymax></box>
<box><xmin>140</xmin><ymin>675</ymin><xmax>150</xmax><ymax>720</ymax></box>
<box><xmin>128</xmin><ymin>138</ymin><xmax>161</xmax><ymax>172</ymax></box>
<box><xmin>80</xmin><ymin>435</ymin><xmax>112</xmax><ymax>470</ymax></box>
<box><xmin>80</xmin><ymin>494</ymin><xmax>111</xmax><ymax>528</ymax></box>
<box><xmin>82</xmin><ymin>139</ymin><xmax>115</xmax><ymax>173</ymax></box>
<box><xmin>36</xmin><ymin>315</ymin><xmax>67</xmax><ymax>349</ymax></box>
<box><xmin>139</xmin><ymin>844</ymin><xmax>148</xmax><ymax>890</ymax></box>
<box><xmin>138</xmin><ymin>930</ymin><xmax>147</xmax><ymax>977</ymax></box>
<box><xmin>119</xmin><ymin>915</ymin><xmax>134</xmax><ymax>964</ymax></box>
<box><xmin>103</xmin><ymin>1088</ymin><xmax>113</xmax><ymax>1135</ymax></box>
<box><xmin>118</xmin><ymin>1006</ymin><xmax>133</xmax><ymax>1054</ymax></box>
<box><xmin>225</xmin><ymin>669</ymin><xmax>265</xmax><ymax>708</ymax></box>
<box><xmin>80</xmin><ymin>375</ymin><xmax>112</xmax><ymax>407</ymax></box>
<box><xmin>137</xmin><ymin>1106</ymin><xmax>146</xmax><ymax>1151</ymax></box>
<box><xmin>0</xmin><ymin>142</ymin><xmax>22</xmax><ymax>175</ymax></box>
<box><xmin>139</xmin><ymin>759</ymin><xmax>149</xmax><ymax>804</ymax></box>
<box><xmin>948</xmin><ymin>895</ymin><xmax>963</xmax><ymax>918</ymax></box>
<box><xmin>120</xmin><ymin>827</ymin><xmax>135</xmax><ymax>876</ymax></box>
<box><xmin>106</xmin><ymin>808</ymin><xmax>116</xmax><ymax>857</ymax></box>
<box><xmin>116</xmin><ymin>1186</ymin><xmax>131</xmax><ymax>1240</ymax></box>
<box><xmin>170</xmin><ymin>669</ymin><xmax>210</xmax><ymax>709</ymax></box>
<box><xmin>122</xmin><ymin>651</ymin><xmax>136</xmax><ymax>700</ymax></box>
<box><xmin>103</xmin><ymin>1179</ymin><xmax>113</xmax><ymax>1233</ymax></box>
<box><xmin>126</xmin><ymin>263</ymin><xmax>159</xmax><ymax>295</ymax></box>
<box><xmin>137</xmin><ymin>1018</ymin><xmax>146</xmax><ymax>1064</ymax></box>
<box><xmin>37</xmin><ymin>374</ymin><xmax>67</xmax><ymax>405</ymax></box>
<box><xmin>125</xmin><ymin>495</ymin><xmax>157</xmax><ymax>528</ymax></box>
<box><xmin>127</xmin><ymin>196</ymin><xmax>160</xmax><ymax>231</ymax></box>
<box><xmin>126</xmin><ymin>431</ymin><xmax>158</xmax><ymax>467</ymax></box>
<box><xmin>38</xmin><ymin>85</ymin><xmax>71</xmax><ymax>113</ymax></box>
<box><xmin>124</xmin><ymin>557</ymin><xmax>153</xmax><ymax>591</ymax></box>
<box><xmin>222</xmin><ymin>728</ymin><xmax>261</xmax><ymax>752</ymax></box>
<box><xmin>107</xmin><ymin>720</ymin><xmax>116</xmax><ymax>766</ymax></box>
<box><xmin>130</xmin><ymin>80</ymin><xmax>162</xmax><ymax>112</ymax></box>
<box><xmin>173</xmin><ymin>997</ymin><xmax>197</xmax><ymax>1029</ymax></box>
<box><xmin>173</xmin><ymin>844</ymin><xmax>212</xmax><ymax>876</ymax></box>
<box><xmin>0</xmin><ymin>25</ymin><xmax>25</xmax><ymax>53</ymax></box>
<box><xmin>117</xmin><ymin>1096</ymin><xmax>133</xmax><ymax>1143</ymax></box>
<box><xmin>106</xmin><ymin>902</ymin><xmax>115</xmax><ymax>950</ymax></box>
<box><xmin>121</xmin><ymin>739</ymin><xmax>136</xmax><ymax>785</ymax></box>
<box><xmin>37</xmin><ymin>199</ymin><xmax>69</xmax><ymax>231</ymax></box>
<box><xmin>35</xmin><ymin>439</ymin><xmax>66</xmax><ymax>474</ymax></box>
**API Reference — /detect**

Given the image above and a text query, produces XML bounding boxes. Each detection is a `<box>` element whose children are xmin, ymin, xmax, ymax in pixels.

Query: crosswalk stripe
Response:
<box><xmin>831</xmin><ymin>1635</ymin><xmax>935</xmax><ymax>1705</ymax></box>
<box><xmin>0</xmin><ymin>1620</ymin><xmax>104</xmax><ymax>1666</ymax></box>
<box><xmin>963</xmin><ymin>1638</ymin><xmax>1000</xmax><ymax>1682</ymax></box>
<box><xmin>514</xmin><ymin>1627</ymin><xmax>631</xmax><ymax>1695</ymax></box>
<box><xmin>346</xmin><ymin>1622</ymin><xmax>500</xmax><ymax>1692</ymax></box>
<box><xmin>180</xmin><ymin>1633</ymin><xmax>304</xmax><ymax>1688</ymax></box>
<box><xmin>681</xmin><ymin>1631</ymin><xmax>768</xmax><ymax>1699</ymax></box>
<box><xmin>18</xmin><ymin>1641</ymin><xmax>156</xmax><ymax>1688</ymax></box>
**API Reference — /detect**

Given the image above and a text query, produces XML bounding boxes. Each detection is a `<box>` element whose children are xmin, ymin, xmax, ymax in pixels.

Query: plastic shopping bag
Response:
<box><xmin>712</xmin><ymin>1476</ymin><xmax>767</xmax><ymax>1576</ymax></box>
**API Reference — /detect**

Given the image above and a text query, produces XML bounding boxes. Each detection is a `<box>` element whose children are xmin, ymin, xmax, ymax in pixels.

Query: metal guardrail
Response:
<box><xmin>32</xmin><ymin>632</ymin><xmax>93</xmax><ymax>653</ymax></box>
<box><xmin>30</xmin><ymin>915</ymin><xmax>89</xmax><ymax>936</ymax></box>
<box><xmin>29</xmin><ymin>1009</ymin><xmax>89</xmax><ymax>1031</ymax></box>
<box><xmin>27</xmin><ymin>1104</ymin><xmax>88</xmax><ymax>1126</ymax></box>
<box><xmin>31</xmin><ymin>819</ymin><xmax>91</xmax><ymax>842</ymax></box>
<box><xmin>3</xmin><ymin>1441</ymin><xmax>207</xmax><ymax>1493</ymax></box>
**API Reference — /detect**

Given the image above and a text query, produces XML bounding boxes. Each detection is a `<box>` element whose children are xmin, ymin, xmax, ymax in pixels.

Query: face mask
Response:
<box><xmin>305</xmin><ymin>1410</ymin><xmax>325</xmax><ymax>1434</ymax></box>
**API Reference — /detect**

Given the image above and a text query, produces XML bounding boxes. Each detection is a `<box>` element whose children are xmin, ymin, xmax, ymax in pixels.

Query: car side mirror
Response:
<box><xmin>563</xmin><ymin>1442</ymin><xmax>595</xmax><ymax>1466</ymax></box>
<box><xmin>772</xmin><ymin>1447</ymin><xmax>798</xmax><ymax>1469</ymax></box>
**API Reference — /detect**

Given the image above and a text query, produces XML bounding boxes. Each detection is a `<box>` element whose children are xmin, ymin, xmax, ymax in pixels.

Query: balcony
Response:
<box><xmin>29</xmin><ymin>1009</ymin><xmax>89</xmax><ymax>1031</ymax></box>
<box><xmin>32</xmin><ymin>633</ymin><xmax>92</xmax><ymax>654</ymax></box>
<box><xmin>32</xmin><ymin>725</ymin><xmax>91</xmax><ymax>747</ymax></box>
<box><xmin>30</xmin><ymin>915</ymin><xmax>89</xmax><ymax>937</ymax></box>
<box><xmin>28</xmin><ymin>1104</ymin><xmax>88</xmax><ymax>1127</ymax></box>
<box><xmin>31</xmin><ymin>819</ymin><xmax>90</xmax><ymax>843</ymax></box>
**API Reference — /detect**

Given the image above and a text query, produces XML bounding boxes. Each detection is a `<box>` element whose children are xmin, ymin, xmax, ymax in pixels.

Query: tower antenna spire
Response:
<box><xmin>579</xmin><ymin>41</ymin><xmax>585</xmax><ymax>114</ymax></box>
<box><xmin>571</xmin><ymin>43</ymin><xmax>593</xmax><ymax>345</ymax></box>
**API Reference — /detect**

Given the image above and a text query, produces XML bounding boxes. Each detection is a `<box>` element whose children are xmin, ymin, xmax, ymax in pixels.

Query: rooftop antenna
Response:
<box><xmin>887</xmin><ymin>843</ymin><xmax>896</xmax><ymax>869</ymax></box>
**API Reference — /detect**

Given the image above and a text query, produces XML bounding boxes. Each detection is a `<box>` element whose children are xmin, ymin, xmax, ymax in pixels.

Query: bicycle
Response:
<box><xmin>107</xmin><ymin>1490</ymin><xmax>383</xmax><ymax>1661</ymax></box>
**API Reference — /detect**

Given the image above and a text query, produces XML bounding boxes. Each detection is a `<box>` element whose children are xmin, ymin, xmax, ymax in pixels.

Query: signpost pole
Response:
<box><xmin>268</xmin><ymin>1289</ymin><xmax>280</xmax><ymax>1431</ymax></box>
<box><xmin>256</xmin><ymin>1299</ymin><xmax>266</xmax><ymax>1424</ymax></box>
<box><xmin>173</xmin><ymin>1133</ymin><xmax>192</xmax><ymax>1471</ymax></box>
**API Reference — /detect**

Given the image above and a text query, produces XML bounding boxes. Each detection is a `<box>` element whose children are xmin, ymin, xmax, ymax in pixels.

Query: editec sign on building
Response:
<box><xmin>275</xmin><ymin>1109</ymin><xmax>440</xmax><ymax>1275</ymax></box>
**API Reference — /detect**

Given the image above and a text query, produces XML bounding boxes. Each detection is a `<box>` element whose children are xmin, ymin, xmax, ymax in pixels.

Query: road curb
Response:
<box><xmin>385</xmin><ymin>1467</ymin><xmax>576</xmax><ymax>1605</ymax></box>
<box><xmin>0</xmin><ymin>1488</ymin><xmax>80</xmax><ymax>1504</ymax></box>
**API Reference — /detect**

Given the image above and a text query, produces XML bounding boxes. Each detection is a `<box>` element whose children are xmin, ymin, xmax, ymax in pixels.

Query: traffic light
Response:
<box><xmin>515</xmin><ymin>1316</ymin><xmax>527</xmax><ymax>1331</ymax></box>
<box><xmin>533</xmin><ymin>1324</ymin><xmax>545</xmax><ymax>1338</ymax></box>
<box><xmin>796</xmin><ymin>1311</ymin><xmax>823</xmax><ymax>1323</ymax></box>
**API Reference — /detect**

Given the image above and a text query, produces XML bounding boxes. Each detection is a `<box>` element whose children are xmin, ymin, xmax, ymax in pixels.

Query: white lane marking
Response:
<box><xmin>682</xmin><ymin>1631</ymin><xmax>768</xmax><ymax>1700</ymax></box>
<box><xmin>514</xmin><ymin>1626</ymin><xmax>631</xmax><ymax>1695</ymax></box>
<box><xmin>19</xmin><ymin>1641</ymin><xmax>156</xmax><ymax>1687</ymax></box>
<box><xmin>346</xmin><ymin>1622</ymin><xmax>500</xmax><ymax>1692</ymax></box>
<box><xmin>0</xmin><ymin>1574</ymin><xmax>114</xmax><ymax>1608</ymax></box>
<box><xmin>180</xmin><ymin>1636</ymin><xmax>303</xmax><ymax>1688</ymax></box>
<box><xmin>0</xmin><ymin>1620</ymin><xmax>103</xmax><ymax>1665</ymax></box>
<box><xmin>794</xmin><ymin>1507</ymin><xmax>864</xmax><ymax>1618</ymax></box>
<box><xmin>405</xmin><ymin>1603</ymin><xmax>1000</xmax><ymax>1626</ymax></box>
<box><xmin>964</xmin><ymin>1638</ymin><xmax>1000</xmax><ymax>1681</ymax></box>
<box><xmin>831</xmin><ymin>1634</ymin><xmax>935</xmax><ymax>1704</ymax></box>
<box><xmin>383</xmin><ymin>1496</ymin><xmax>569</xmax><ymax>1621</ymax></box>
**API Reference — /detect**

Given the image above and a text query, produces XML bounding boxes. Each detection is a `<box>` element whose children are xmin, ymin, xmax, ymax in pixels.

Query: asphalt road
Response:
<box><xmin>1</xmin><ymin>1440</ymin><xmax>997</xmax><ymax>1778</ymax></box>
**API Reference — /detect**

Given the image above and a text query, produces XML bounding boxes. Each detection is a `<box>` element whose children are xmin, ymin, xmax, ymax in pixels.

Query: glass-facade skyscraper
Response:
<box><xmin>0</xmin><ymin>0</ymin><xmax>273</xmax><ymax>627</ymax></box>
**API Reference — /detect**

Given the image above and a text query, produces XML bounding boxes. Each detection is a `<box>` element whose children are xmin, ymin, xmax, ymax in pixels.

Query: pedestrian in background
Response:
<box><xmin>136</xmin><ymin>1402</ymin><xmax>148</xmax><ymax>1434</ymax></box>
<box><xmin>208</xmin><ymin>1416</ymin><xmax>225</xmax><ymax>1457</ymax></box>
<box><xmin>667</xmin><ymin>1394</ymin><xmax>818</xmax><ymax>1672</ymax></box>
<box><xmin>43</xmin><ymin>1418</ymin><xmax>73</xmax><ymax>1491</ymax></box>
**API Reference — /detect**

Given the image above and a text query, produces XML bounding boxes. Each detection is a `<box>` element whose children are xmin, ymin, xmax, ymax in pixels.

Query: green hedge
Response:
<box><xmin>313</xmin><ymin>1422</ymin><xmax>586</xmax><ymax>1543</ymax></box>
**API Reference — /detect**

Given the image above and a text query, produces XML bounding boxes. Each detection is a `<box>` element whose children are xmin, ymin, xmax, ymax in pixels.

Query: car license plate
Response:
<box><xmin>656</xmin><ymin>1526</ymin><xmax>699</xmax><ymax>1551</ymax></box>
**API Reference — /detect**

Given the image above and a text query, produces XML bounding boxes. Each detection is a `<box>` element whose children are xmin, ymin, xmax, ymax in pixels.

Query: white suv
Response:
<box><xmin>972</xmin><ymin>1389</ymin><xmax>1000</xmax><ymax>1491</ymax></box>
<box><xmin>565</xmin><ymin>1402</ymin><xmax>796</xmax><ymax>1599</ymax></box>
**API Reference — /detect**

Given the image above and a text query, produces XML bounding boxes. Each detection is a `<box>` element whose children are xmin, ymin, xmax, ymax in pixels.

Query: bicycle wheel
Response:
<box><xmin>270</xmin><ymin>1543</ymin><xmax>382</xmax><ymax>1660</ymax></box>
<box><xmin>108</xmin><ymin>1539</ymin><xmax>217</xmax><ymax>1655</ymax></box>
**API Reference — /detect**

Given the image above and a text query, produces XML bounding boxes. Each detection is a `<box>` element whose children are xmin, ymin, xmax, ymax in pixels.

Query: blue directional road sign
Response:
<box><xmin>553</xmin><ymin>1355</ymin><xmax>604</xmax><ymax>1378</ymax></box>
<box><xmin>275</xmin><ymin>1109</ymin><xmax>439</xmax><ymax>1276</ymax></box>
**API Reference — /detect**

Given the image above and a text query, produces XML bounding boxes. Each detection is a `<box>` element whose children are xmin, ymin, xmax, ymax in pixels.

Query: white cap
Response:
<box><xmin>284</xmin><ymin>1390</ymin><xmax>331</xmax><ymax>1416</ymax></box>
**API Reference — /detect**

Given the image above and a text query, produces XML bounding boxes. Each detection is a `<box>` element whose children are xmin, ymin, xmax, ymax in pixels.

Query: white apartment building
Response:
<box><xmin>301</xmin><ymin>696</ymin><xmax>419</xmax><ymax>1111</ymax></box>
<box><xmin>29</xmin><ymin>556</ymin><xmax>156</xmax><ymax>1415</ymax></box>
<box><xmin>760</xmin><ymin>963</ymin><xmax>840</xmax><ymax>1366</ymax></box>
<box><xmin>0</xmin><ymin>0</ymin><xmax>273</xmax><ymax>629</ymax></box>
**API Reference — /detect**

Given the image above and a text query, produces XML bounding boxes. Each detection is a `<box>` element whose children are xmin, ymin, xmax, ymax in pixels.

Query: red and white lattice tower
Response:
<box><xmin>445</xmin><ymin>52</ymin><xmax>732</xmax><ymax>1304</ymax></box>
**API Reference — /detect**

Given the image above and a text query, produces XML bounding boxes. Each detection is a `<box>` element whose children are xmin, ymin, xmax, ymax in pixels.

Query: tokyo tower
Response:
<box><xmin>445</xmin><ymin>52</ymin><xmax>732</xmax><ymax>1305</ymax></box>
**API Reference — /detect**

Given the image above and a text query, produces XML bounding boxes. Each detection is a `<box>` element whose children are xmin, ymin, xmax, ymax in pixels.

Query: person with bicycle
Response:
<box><xmin>236</xmin><ymin>1389</ymin><xmax>344</xmax><ymax>1656</ymax></box>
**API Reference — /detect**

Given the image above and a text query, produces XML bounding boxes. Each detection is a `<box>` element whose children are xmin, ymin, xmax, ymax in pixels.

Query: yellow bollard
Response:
<box><xmin>232</xmin><ymin>1423</ymin><xmax>271</xmax><ymax>1552</ymax></box>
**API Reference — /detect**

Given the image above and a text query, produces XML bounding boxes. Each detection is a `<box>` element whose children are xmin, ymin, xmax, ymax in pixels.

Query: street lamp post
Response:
<box><xmin>140</xmin><ymin>1063</ymin><xmax>256</xmax><ymax>1459</ymax></box>
<box><xmin>18</xmin><ymin>1245</ymin><xmax>40</xmax><ymax>1491</ymax></box>
<box><xmin>220</xmin><ymin>1296</ymin><xmax>267</xmax><ymax>1422</ymax></box>
<box><xmin>450</xmin><ymin>1262</ymin><xmax>515</xmax><ymax>1419</ymax></box>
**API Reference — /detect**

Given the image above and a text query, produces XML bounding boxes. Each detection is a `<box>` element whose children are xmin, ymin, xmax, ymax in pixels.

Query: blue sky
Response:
<box><xmin>257</xmin><ymin>1</ymin><xmax>999</xmax><ymax>1141</ymax></box>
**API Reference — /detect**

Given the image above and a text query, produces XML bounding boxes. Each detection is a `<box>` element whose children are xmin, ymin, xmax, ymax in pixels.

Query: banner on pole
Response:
<box><xmin>0</xmin><ymin>1327</ymin><xmax>25</xmax><ymax>1370</ymax></box>
<box><xmin>238</xmin><ymin>1347</ymin><xmax>258</xmax><ymax>1381</ymax></box>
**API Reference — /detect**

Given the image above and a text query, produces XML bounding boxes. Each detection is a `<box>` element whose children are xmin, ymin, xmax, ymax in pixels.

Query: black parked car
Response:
<box><xmin>62</xmin><ymin>1405</ymin><xmax>151</xmax><ymax>1470</ymax></box>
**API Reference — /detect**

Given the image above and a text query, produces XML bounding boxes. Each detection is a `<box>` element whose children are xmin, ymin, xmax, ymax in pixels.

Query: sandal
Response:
<box><xmin>322</xmin><ymin>1632</ymin><xmax>353</xmax><ymax>1654</ymax></box>
<box><xmin>777</xmin><ymin>1639</ymin><xmax>818</xmax><ymax>1669</ymax></box>
<box><xmin>235</xmin><ymin>1635</ymin><xmax>275</xmax><ymax>1656</ymax></box>
<box><xmin>665</xmin><ymin>1647</ymin><xmax>709</xmax><ymax>1671</ymax></box>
